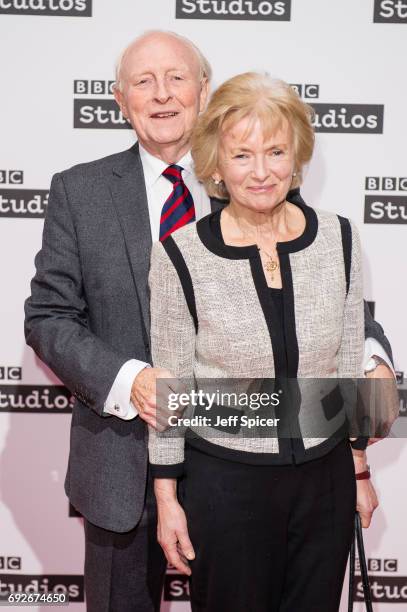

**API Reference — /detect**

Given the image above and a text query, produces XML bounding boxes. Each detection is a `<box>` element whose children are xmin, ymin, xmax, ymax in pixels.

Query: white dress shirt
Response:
<box><xmin>104</xmin><ymin>145</ymin><xmax>393</xmax><ymax>420</ymax></box>
<box><xmin>104</xmin><ymin>144</ymin><xmax>211</xmax><ymax>419</ymax></box>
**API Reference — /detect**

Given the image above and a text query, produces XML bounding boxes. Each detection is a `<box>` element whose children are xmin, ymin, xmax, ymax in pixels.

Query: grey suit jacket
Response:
<box><xmin>25</xmin><ymin>143</ymin><xmax>154</xmax><ymax>532</ymax></box>
<box><xmin>24</xmin><ymin>143</ymin><xmax>392</xmax><ymax>533</ymax></box>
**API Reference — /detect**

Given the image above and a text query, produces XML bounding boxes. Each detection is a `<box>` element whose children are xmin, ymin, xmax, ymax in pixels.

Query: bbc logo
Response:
<box><xmin>366</xmin><ymin>177</ymin><xmax>407</xmax><ymax>191</ymax></box>
<box><xmin>290</xmin><ymin>84</ymin><xmax>319</xmax><ymax>99</ymax></box>
<box><xmin>74</xmin><ymin>80</ymin><xmax>115</xmax><ymax>95</ymax></box>
<box><xmin>0</xmin><ymin>367</ymin><xmax>22</xmax><ymax>381</ymax></box>
<box><xmin>0</xmin><ymin>170</ymin><xmax>23</xmax><ymax>185</ymax></box>
<box><xmin>0</xmin><ymin>557</ymin><xmax>21</xmax><ymax>571</ymax></box>
<box><xmin>355</xmin><ymin>558</ymin><xmax>398</xmax><ymax>572</ymax></box>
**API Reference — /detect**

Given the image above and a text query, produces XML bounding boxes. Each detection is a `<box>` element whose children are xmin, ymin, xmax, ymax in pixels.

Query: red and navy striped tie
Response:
<box><xmin>159</xmin><ymin>165</ymin><xmax>196</xmax><ymax>241</ymax></box>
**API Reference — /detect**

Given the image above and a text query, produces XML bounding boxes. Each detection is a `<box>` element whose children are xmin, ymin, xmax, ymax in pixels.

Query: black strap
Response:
<box><xmin>161</xmin><ymin>236</ymin><xmax>198</xmax><ymax>334</ymax></box>
<box><xmin>356</xmin><ymin>513</ymin><xmax>374</xmax><ymax>611</ymax></box>
<box><xmin>348</xmin><ymin>512</ymin><xmax>374</xmax><ymax>611</ymax></box>
<box><xmin>338</xmin><ymin>215</ymin><xmax>352</xmax><ymax>296</ymax></box>
<box><xmin>348</xmin><ymin>521</ymin><xmax>355</xmax><ymax>612</ymax></box>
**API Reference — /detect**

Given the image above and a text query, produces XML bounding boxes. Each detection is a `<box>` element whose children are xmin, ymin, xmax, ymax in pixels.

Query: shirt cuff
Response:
<box><xmin>103</xmin><ymin>359</ymin><xmax>150</xmax><ymax>420</ymax></box>
<box><xmin>149</xmin><ymin>463</ymin><xmax>185</xmax><ymax>479</ymax></box>
<box><xmin>364</xmin><ymin>338</ymin><xmax>395</xmax><ymax>377</ymax></box>
<box><xmin>350</xmin><ymin>437</ymin><xmax>369</xmax><ymax>450</ymax></box>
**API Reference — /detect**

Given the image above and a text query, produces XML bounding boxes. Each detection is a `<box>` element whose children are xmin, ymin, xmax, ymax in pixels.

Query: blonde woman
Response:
<box><xmin>148</xmin><ymin>73</ymin><xmax>379</xmax><ymax>611</ymax></box>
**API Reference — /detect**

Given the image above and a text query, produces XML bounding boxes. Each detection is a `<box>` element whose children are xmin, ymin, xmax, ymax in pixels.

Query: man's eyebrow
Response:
<box><xmin>128</xmin><ymin>65</ymin><xmax>192</xmax><ymax>78</ymax></box>
<box><xmin>128</xmin><ymin>71</ymin><xmax>153</xmax><ymax>79</ymax></box>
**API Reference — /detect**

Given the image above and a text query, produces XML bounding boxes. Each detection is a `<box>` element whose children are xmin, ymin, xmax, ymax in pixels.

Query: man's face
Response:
<box><xmin>114</xmin><ymin>34</ymin><xmax>209</xmax><ymax>159</ymax></box>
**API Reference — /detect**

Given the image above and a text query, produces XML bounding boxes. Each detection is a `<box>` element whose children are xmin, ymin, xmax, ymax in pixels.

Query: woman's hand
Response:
<box><xmin>154</xmin><ymin>479</ymin><xmax>195</xmax><ymax>575</ymax></box>
<box><xmin>352</xmin><ymin>449</ymin><xmax>379</xmax><ymax>528</ymax></box>
<box><xmin>356</xmin><ymin>480</ymin><xmax>379</xmax><ymax>528</ymax></box>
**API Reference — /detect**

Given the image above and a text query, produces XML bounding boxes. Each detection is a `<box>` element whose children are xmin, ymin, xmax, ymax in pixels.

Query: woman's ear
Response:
<box><xmin>212</xmin><ymin>171</ymin><xmax>222</xmax><ymax>185</ymax></box>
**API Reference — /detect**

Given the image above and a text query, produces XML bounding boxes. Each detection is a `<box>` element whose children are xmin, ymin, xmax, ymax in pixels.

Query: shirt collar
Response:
<box><xmin>138</xmin><ymin>142</ymin><xmax>193</xmax><ymax>187</ymax></box>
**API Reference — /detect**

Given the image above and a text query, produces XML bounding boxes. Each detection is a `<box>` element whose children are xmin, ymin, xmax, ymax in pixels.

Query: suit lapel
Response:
<box><xmin>109</xmin><ymin>142</ymin><xmax>152</xmax><ymax>337</ymax></box>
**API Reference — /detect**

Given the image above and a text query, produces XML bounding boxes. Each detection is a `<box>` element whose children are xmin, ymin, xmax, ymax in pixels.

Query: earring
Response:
<box><xmin>292</xmin><ymin>172</ymin><xmax>297</xmax><ymax>177</ymax></box>
<box><xmin>213</xmin><ymin>178</ymin><xmax>221</xmax><ymax>185</ymax></box>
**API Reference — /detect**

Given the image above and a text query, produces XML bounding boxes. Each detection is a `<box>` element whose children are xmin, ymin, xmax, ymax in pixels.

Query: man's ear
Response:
<box><xmin>113</xmin><ymin>85</ymin><xmax>128</xmax><ymax>119</ymax></box>
<box><xmin>199</xmin><ymin>78</ymin><xmax>210</xmax><ymax>113</ymax></box>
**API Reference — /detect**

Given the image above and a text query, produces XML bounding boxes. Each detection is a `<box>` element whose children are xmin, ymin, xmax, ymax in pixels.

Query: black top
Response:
<box><xmin>209</xmin><ymin>211</ymin><xmax>289</xmax><ymax>374</ymax></box>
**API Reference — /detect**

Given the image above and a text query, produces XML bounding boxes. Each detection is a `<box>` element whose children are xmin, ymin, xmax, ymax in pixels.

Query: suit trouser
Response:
<box><xmin>83</xmin><ymin>476</ymin><xmax>167</xmax><ymax>612</ymax></box>
<box><xmin>180</xmin><ymin>439</ymin><xmax>356</xmax><ymax>612</ymax></box>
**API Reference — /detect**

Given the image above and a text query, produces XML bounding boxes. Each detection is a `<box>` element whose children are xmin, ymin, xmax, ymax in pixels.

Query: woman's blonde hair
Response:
<box><xmin>191</xmin><ymin>72</ymin><xmax>315</xmax><ymax>199</ymax></box>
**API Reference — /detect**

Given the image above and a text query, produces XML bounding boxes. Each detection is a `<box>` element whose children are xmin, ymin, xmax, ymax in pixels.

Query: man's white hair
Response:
<box><xmin>114</xmin><ymin>30</ymin><xmax>212</xmax><ymax>91</ymax></box>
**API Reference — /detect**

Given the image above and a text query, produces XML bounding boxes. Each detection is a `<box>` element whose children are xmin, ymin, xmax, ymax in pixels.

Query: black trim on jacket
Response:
<box><xmin>162</xmin><ymin>235</ymin><xmax>198</xmax><ymax>333</ymax></box>
<box><xmin>185</xmin><ymin>420</ymin><xmax>349</xmax><ymax>466</ymax></box>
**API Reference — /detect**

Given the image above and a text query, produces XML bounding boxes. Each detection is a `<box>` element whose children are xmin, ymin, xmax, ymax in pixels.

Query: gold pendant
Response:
<box><xmin>265</xmin><ymin>260</ymin><xmax>278</xmax><ymax>273</ymax></box>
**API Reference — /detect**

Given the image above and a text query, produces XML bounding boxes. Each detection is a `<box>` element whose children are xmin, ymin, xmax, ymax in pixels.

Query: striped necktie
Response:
<box><xmin>159</xmin><ymin>165</ymin><xmax>196</xmax><ymax>241</ymax></box>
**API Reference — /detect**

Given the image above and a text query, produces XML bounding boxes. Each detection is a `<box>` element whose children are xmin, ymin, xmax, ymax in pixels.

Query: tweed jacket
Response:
<box><xmin>148</xmin><ymin>198</ymin><xmax>365</xmax><ymax>475</ymax></box>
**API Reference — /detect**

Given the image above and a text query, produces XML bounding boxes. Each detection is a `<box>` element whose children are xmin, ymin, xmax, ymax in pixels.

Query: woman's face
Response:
<box><xmin>214</xmin><ymin>115</ymin><xmax>296</xmax><ymax>213</ymax></box>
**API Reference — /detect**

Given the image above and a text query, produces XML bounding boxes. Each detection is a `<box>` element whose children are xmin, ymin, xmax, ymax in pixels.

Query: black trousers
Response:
<box><xmin>83</xmin><ymin>476</ymin><xmax>166</xmax><ymax>612</ymax></box>
<box><xmin>180</xmin><ymin>440</ymin><xmax>356</xmax><ymax>612</ymax></box>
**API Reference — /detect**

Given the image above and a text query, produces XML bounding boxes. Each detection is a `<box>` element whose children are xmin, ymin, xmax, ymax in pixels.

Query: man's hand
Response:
<box><xmin>352</xmin><ymin>450</ymin><xmax>379</xmax><ymax>528</ymax></box>
<box><xmin>364</xmin><ymin>361</ymin><xmax>398</xmax><ymax>444</ymax></box>
<box><xmin>365</xmin><ymin>363</ymin><xmax>394</xmax><ymax>380</ymax></box>
<box><xmin>131</xmin><ymin>367</ymin><xmax>175</xmax><ymax>430</ymax></box>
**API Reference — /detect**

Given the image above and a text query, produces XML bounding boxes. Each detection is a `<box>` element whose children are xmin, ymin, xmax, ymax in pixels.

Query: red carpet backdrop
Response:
<box><xmin>0</xmin><ymin>0</ymin><xmax>406</xmax><ymax>609</ymax></box>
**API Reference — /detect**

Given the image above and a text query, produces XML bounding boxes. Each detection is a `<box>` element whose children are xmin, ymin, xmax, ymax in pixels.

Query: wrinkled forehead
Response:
<box><xmin>221</xmin><ymin>110</ymin><xmax>292</xmax><ymax>147</ymax></box>
<box><xmin>121</xmin><ymin>35</ymin><xmax>201</xmax><ymax>79</ymax></box>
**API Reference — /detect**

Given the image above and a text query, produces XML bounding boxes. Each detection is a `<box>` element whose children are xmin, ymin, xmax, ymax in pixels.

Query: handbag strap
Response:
<box><xmin>348</xmin><ymin>518</ymin><xmax>356</xmax><ymax>612</ymax></box>
<box><xmin>348</xmin><ymin>512</ymin><xmax>374</xmax><ymax>612</ymax></box>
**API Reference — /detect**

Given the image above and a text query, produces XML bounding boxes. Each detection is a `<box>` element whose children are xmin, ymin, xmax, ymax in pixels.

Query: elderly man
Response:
<box><xmin>25</xmin><ymin>30</ymin><xmax>393</xmax><ymax>612</ymax></box>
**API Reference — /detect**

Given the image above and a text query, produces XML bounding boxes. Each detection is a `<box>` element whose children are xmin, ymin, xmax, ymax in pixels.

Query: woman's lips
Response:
<box><xmin>247</xmin><ymin>185</ymin><xmax>276</xmax><ymax>193</ymax></box>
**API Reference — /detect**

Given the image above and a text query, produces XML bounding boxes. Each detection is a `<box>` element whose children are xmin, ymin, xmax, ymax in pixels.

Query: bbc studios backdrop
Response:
<box><xmin>0</xmin><ymin>0</ymin><xmax>406</xmax><ymax>609</ymax></box>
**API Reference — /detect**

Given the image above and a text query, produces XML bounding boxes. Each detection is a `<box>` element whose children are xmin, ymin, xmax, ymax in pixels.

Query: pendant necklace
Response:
<box><xmin>230</xmin><ymin>210</ymin><xmax>281</xmax><ymax>281</ymax></box>
<box><xmin>260</xmin><ymin>246</ymin><xmax>279</xmax><ymax>282</ymax></box>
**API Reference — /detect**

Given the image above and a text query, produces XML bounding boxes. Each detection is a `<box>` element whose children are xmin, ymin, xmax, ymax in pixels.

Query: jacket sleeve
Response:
<box><xmin>148</xmin><ymin>239</ymin><xmax>196</xmax><ymax>478</ymax></box>
<box><xmin>24</xmin><ymin>172</ymin><xmax>128</xmax><ymax>415</ymax></box>
<box><xmin>363</xmin><ymin>300</ymin><xmax>393</xmax><ymax>366</ymax></box>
